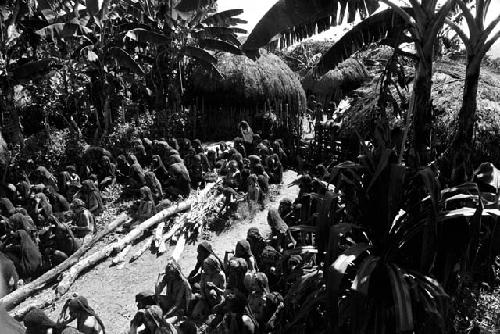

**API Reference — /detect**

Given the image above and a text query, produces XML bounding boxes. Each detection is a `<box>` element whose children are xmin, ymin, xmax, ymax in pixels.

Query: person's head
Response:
<box><xmin>202</xmin><ymin>256</ymin><xmax>221</xmax><ymax>275</ymax></box>
<box><xmin>288</xmin><ymin>254</ymin><xmax>302</xmax><ymax>271</ymax></box>
<box><xmin>261</xmin><ymin>245</ymin><xmax>281</xmax><ymax>272</ymax></box>
<box><xmin>81</xmin><ymin>180</ymin><xmax>95</xmax><ymax>192</ymax></box>
<box><xmin>239</xmin><ymin>121</ymin><xmax>249</xmax><ymax>131</ymax></box>
<box><xmin>279</xmin><ymin>198</ymin><xmax>293</xmax><ymax>216</ymax></box>
<box><xmin>227</xmin><ymin>160</ymin><xmax>239</xmax><ymax>173</ymax></box>
<box><xmin>247</xmin><ymin>227</ymin><xmax>262</xmax><ymax>241</ymax></box>
<box><xmin>24</xmin><ymin>308</ymin><xmax>58</xmax><ymax>334</ymax></box>
<box><xmin>178</xmin><ymin>320</ymin><xmax>197</xmax><ymax>334</ymax></box>
<box><xmin>164</xmin><ymin>258</ymin><xmax>183</xmax><ymax>281</ymax></box>
<box><xmin>101</xmin><ymin>156</ymin><xmax>111</xmax><ymax>166</ymax></box>
<box><xmin>135</xmin><ymin>290</ymin><xmax>155</xmax><ymax>310</ymax></box>
<box><xmin>70</xmin><ymin>198</ymin><xmax>85</xmax><ymax>214</ymax></box>
<box><xmin>252</xmin><ymin>272</ymin><xmax>269</xmax><ymax>293</ymax></box>
<box><xmin>235</xmin><ymin>240</ymin><xmax>252</xmax><ymax>259</ymax></box>
<box><xmin>197</xmin><ymin>241</ymin><xmax>213</xmax><ymax>262</ymax></box>
<box><xmin>140</xmin><ymin>186</ymin><xmax>153</xmax><ymax>201</ymax></box>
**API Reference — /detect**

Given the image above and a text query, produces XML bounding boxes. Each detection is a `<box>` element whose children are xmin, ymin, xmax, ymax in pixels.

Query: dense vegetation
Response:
<box><xmin>1</xmin><ymin>0</ymin><xmax>500</xmax><ymax>333</ymax></box>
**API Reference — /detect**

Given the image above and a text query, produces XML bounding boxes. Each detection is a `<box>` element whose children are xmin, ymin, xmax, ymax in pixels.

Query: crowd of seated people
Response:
<box><xmin>1</xmin><ymin>119</ymin><xmax>304</xmax><ymax>333</ymax></box>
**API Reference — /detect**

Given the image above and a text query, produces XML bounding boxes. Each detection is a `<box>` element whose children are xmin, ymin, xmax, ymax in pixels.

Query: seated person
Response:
<box><xmin>129</xmin><ymin>305</ymin><xmax>176</xmax><ymax>334</ymax></box>
<box><xmin>97</xmin><ymin>156</ymin><xmax>116</xmax><ymax>190</ymax></box>
<box><xmin>75</xmin><ymin>180</ymin><xmax>103</xmax><ymax>216</ymax></box>
<box><xmin>135</xmin><ymin>186</ymin><xmax>157</xmax><ymax>220</ymax></box>
<box><xmin>191</xmin><ymin>256</ymin><xmax>227</xmax><ymax>321</ymax></box>
<box><xmin>69</xmin><ymin>199</ymin><xmax>95</xmax><ymax>243</ymax></box>
<box><xmin>155</xmin><ymin>258</ymin><xmax>192</xmax><ymax>319</ymax></box>
<box><xmin>165</xmin><ymin>163</ymin><xmax>191</xmax><ymax>198</ymax></box>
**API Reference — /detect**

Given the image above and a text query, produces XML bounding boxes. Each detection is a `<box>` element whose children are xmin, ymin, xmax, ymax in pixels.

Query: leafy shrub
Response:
<box><xmin>103</xmin><ymin>111</ymin><xmax>154</xmax><ymax>157</ymax></box>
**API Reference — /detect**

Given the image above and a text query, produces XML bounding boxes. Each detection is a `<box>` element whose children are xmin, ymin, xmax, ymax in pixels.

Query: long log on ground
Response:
<box><xmin>130</xmin><ymin>235</ymin><xmax>154</xmax><ymax>262</ymax></box>
<box><xmin>111</xmin><ymin>245</ymin><xmax>133</xmax><ymax>266</ymax></box>
<box><xmin>157</xmin><ymin>221</ymin><xmax>183</xmax><ymax>254</ymax></box>
<box><xmin>0</xmin><ymin>212</ymin><xmax>131</xmax><ymax>311</ymax></box>
<box><xmin>56</xmin><ymin>200</ymin><xmax>192</xmax><ymax>296</ymax></box>
<box><xmin>153</xmin><ymin>222</ymin><xmax>166</xmax><ymax>249</ymax></box>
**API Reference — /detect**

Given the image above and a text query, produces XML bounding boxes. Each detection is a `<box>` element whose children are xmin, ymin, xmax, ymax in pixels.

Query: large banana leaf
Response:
<box><xmin>182</xmin><ymin>45</ymin><xmax>217</xmax><ymax>64</ymax></box>
<box><xmin>36</xmin><ymin>22</ymin><xmax>91</xmax><ymax>42</ymax></box>
<box><xmin>193</xmin><ymin>27</ymin><xmax>241</xmax><ymax>46</ymax></box>
<box><xmin>315</xmin><ymin>8</ymin><xmax>411</xmax><ymax>75</ymax></box>
<box><xmin>243</xmin><ymin>0</ymin><xmax>380</xmax><ymax>53</ymax></box>
<box><xmin>125</xmin><ymin>28</ymin><xmax>170</xmax><ymax>45</ymax></box>
<box><xmin>107</xmin><ymin>47</ymin><xmax>144</xmax><ymax>74</ymax></box>
<box><xmin>11</xmin><ymin>57</ymin><xmax>61</xmax><ymax>81</ymax></box>
<box><xmin>175</xmin><ymin>0</ymin><xmax>215</xmax><ymax>12</ymax></box>
<box><xmin>202</xmin><ymin>9</ymin><xmax>245</xmax><ymax>27</ymax></box>
<box><xmin>197</xmin><ymin>38</ymin><xmax>242</xmax><ymax>55</ymax></box>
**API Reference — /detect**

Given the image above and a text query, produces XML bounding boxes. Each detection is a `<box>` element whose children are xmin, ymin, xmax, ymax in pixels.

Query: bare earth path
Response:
<box><xmin>44</xmin><ymin>170</ymin><xmax>299</xmax><ymax>334</ymax></box>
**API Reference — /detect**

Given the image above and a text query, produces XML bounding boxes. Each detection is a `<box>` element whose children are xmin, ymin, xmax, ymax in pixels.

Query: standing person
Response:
<box><xmin>267</xmin><ymin>209</ymin><xmax>296</xmax><ymax>252</ymax></box>
<box><xmin>239</xmin><ymin>121</ymin><xmax>254</xmax><ymax>156</ymax></box>
<box><xmin>59</xmin><ymin>295</ymin><xmax>105</xmax><ymax>334</ymax></box>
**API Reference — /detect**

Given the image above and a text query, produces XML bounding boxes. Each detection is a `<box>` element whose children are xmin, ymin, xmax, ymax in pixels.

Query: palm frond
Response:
<box><xmin>198</xmin><ymin>38</ymin><xmax>242</xmax><ymax>55</ymax></box>
<box><xmin>243</xmin><ymin>0</ymin><xmax>380</xmax><ymax>53</ymax></box>
<box><xmin>315</xmin><ymin>8</ymin><xmax>412</xmax><ymax>75</ymax></box>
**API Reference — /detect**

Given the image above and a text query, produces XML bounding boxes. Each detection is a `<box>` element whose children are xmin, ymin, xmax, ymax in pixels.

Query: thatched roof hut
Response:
<box><xmin>190</xmin><ymin>51</ymin><xmax>306</xmax><ymax>140</ymax></box>
<box><xmin>302</xmin><ymin>58</ymin><xmax>369</xmax><ymax>104</ymax></box>
<box><xmin>338</xmin><ymin>57</ymin><xmax>500</xmax><ymax>165</ymax></box>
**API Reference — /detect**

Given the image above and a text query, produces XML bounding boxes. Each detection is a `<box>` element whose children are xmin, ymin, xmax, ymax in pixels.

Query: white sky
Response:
<box><xmin>218</xmin><ymin>0</ymin><xmax>500</xmax><ymax>58</ymax></box>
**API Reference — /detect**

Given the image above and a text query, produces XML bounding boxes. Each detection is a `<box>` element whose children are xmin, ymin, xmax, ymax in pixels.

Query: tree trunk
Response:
<box><xmin>450</xmin><ymin>55</ymin><xmax>481</xmax><ymax>184</ymax></box>
<box><xmin>411</xmin><ymin>52</ymin><xmax>433</xmax><ymax>165</ymax></box>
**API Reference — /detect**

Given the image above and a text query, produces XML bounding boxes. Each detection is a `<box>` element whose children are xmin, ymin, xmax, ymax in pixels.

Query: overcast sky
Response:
<box><xmin>218</xmin><ymin>0</ymin><xmax>500</xmax><ymax>58</ymax></box>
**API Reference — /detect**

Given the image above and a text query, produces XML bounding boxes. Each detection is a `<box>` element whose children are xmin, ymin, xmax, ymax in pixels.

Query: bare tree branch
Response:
<box><xmin>446</xmin><ymin>18</ymin><xmax>470</xmax><ymax>46</ymax></box>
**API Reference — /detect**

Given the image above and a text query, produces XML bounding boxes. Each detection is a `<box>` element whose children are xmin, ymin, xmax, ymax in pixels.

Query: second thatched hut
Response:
<box><xmin>189</xmin><ymin>51</ymin><xmax>306</xmax><ymax>140</ymax></box>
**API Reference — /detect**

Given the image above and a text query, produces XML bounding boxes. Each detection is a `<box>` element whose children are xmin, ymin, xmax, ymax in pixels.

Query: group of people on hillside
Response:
<box><xmin>1</xmin><ymin>120</ymin><xmax>308</xmax><ymax>333</ymax></box>
<box><xmin>123</xmin><ymin>173</ymin><xmax>325</xmax><ymax>333</ymax></box>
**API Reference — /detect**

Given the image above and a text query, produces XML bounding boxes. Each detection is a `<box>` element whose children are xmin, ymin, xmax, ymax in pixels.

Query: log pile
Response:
<box><xmin>7</xmin><ymin>180</ymin><xmax>228</xmax><ymax>319</ymax></box>
<box><xmin>0</xmin><ymin>212</ymin><xmax>130</xmax><ymax>311</ymax></box>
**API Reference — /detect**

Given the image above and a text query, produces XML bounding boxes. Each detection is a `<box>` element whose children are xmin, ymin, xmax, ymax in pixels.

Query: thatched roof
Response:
<box><xmin>302</xmin><ymin>58</ymin><xmax>369</xmax><ymax>103</ymax></box>
<box><xmin>339</xmin><ymin>57</ymin><xmax>500</xmax><ymax>163</ymax></box>
<box><xmin>191</xmin><ymin>51</ymin><xmax>306</xmax><ymax>113</ymax></box>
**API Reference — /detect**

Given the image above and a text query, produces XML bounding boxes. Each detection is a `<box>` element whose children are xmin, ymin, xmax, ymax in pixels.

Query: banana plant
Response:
<box><xmin>445</xmin><ymin>0</ymin><xmax>500</xmax><ymax>183</ymax></box>
<box><xmin>242</xmin><ymin>0</ymin><xmax>475</xmax><ymax>166</ymax></box>
<box><xmin>114</xmin><ymin>0</ymin><xmax>246</xmax><ymax>135</ymax></box>
<box><xmin>314</xmin><ymin>120</ymin><xmax>495</xmax><ymax>333</ymax></box>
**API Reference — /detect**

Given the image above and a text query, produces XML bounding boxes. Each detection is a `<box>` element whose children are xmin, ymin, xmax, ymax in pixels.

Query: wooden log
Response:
<box><xmin>153</xmin><ymin>222</ymin><xmax>166</xmax><ymax>249</ymax></box>
<box><xmin>111</xmin><ymin>244</ymin><xmax>132</xmax><ymax>266</ymax></box>
<box><xmin>0</xmin><ymin>212</ymin><xmax>130</xmax><ymax>311</ymax></box>
<box><xmin>56</xmin><ymin>201</ymin><xmax>192</xmax><ymax>296</ymax></box>
<box><xmin>129</xmin><ymin>235</ymin><xmax>154</xmax><ymax>263</ymax></box>
<box><xmin>172</xmin><ymin>233</ymin><xmax>186</xmax><ymax>261</ymax></box>
<box><xmin>157</xmin><ymin>221</ymin><xmax>183</xmax><ymax>255</ymax></box>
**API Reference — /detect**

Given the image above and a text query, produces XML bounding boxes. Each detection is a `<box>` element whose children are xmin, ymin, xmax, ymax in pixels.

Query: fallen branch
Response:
<box><xmin>111</xmin><ymin>245</ymin><xmax>132</xmax><ymax>266</ymax></box>
<box><xmin>56</xmin><ymin>201</ymin><xmax>192</xmax><ymax>296</ymax></box>
<box><xmin>158</xmin><ymin>221</ymin><xmax>183</xmax><ymax>255</ymax></box>
<box><xmin>153</xmin><ymin>222</ymin><xmax>166</xmax><ymax>249</ymax></box>
<box><xmin>0</xmin><ymin>212</ymin><xmax>130</xmax><ymax>311</ymax></box>
<box><xmin>129</xmin><ymin>235</ymin><xmax>154</xmax><ymax>263</ymax></box>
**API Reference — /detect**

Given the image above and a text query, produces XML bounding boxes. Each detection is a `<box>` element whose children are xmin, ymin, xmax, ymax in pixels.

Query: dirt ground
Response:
<box><xmin>43</xmin><ymin>170</ymin><xmax>299</xmax><ymax>334</ymax></box>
